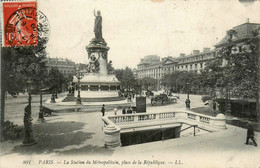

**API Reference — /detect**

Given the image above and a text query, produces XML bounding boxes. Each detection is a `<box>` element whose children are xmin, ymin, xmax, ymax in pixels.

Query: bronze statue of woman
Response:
<box><xmin>93</xmin><ymin>10</ymin><xmax>102</xmax><ymax>40</ymax></box>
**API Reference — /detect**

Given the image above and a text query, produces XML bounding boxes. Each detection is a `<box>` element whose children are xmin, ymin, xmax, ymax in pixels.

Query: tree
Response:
<box><xmin>45</xmin><ymin>68</ymin><xmax>67</xmax><ymax>93</ymax></box>
<box><xmin>161</xmin><ymin>71</ymin><xmax>200</xmax><ymax>93</ymax></box>
<box><xmin>115</xmin><ymin>67</ymin><xmax>137</xmax><ymax>91</ymax></box>
<box><xmin>199</xmin><ymin>57</ymin><xmax>225</xmax><ymax>96</ymax></box>
<box><xmin>201</xmin><ymin>35</ymin><xmax>258</xmax><ymax>99</ymax></box>
<box><xmin>1</xmin><ymin>46</ymin><xmax>47</xmax><ymax>141</ymax></box>
<box><xmin>138</xmin><ymin>77</ymin><xmax>157</xmax><ymax>90</ymax></box>
<box><xmin>1</xmin><ymin>47</ymin><xmax>48</xmax><ymax>96</ymax></box>
<box><xmin>198</xmin><ymin>32</ymin><xmax>259</xmax><ymax>117</ymax></box>
<box><xmin>115</xmin><ymin>69</ymin><xmax>124</xmax><ymax>82</ymax></box>
<box><xmin>63</xmin><ymin>74</ymin><xmax>74</xmax><ymax>91</ymax></box>
<box><xmin>257</xmin><ymin>34</ymin><xmax>260</xmax><ymax>121</ymax></box>
<box><xmin>78</xmin><ymin>63</ymin><xmax>88</xmax><ymax>71</ymax></box>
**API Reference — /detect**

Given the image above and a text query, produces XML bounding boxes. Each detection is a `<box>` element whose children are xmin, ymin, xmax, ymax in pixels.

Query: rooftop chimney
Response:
<box><xmin>180</xmin><ymin>53</ymin><xmax>185</xmax><ymax>57</ymax></box>
<box><xmin>193</xmin><ymin>50</ymin><xmax>200</xmax><ymax>55</ymax></box>
<box><xmin>203</xmin><ymin>48</ymin><xmax>210</xmax><ymax>52</ymax></box>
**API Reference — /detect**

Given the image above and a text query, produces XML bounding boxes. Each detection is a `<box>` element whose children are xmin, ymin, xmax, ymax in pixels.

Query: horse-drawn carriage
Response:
<box><xmin>151</xmin><ymin>93</ymin><xmax>177</xmax><ymax>106</ymax></box>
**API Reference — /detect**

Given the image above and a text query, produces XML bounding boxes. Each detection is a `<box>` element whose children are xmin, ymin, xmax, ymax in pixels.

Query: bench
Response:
<box><xmin>41</xmin><ymin>106</ymin><xmax>53</xmax><ymax>116</ymax></box>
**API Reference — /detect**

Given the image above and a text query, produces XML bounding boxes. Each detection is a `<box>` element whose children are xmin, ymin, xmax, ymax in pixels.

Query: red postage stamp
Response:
<box><xmin>3</xmin><ymin>1</ymin><xmax>37</xmax><ymax>47</ymax></box>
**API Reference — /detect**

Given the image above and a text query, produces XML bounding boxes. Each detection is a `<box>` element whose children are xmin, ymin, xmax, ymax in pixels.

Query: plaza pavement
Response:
<box><xmin>1</xmin><ymin>93</ymin><xmax>259</xmax><ymax>168</ymax></box>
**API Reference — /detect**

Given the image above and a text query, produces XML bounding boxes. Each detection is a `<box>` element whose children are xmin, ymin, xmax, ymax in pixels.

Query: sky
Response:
<box><xmin>37</xmin><ymin>0</ymin><xmax>260</xmax><ymax>69</ymax></box>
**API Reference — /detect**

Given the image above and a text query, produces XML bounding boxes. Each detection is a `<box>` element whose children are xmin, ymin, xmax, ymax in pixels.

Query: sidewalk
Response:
<box><xmin>1</xmin><ymin>93</ymin><xmax>259</xmax><ymax>168</ymax></box>
<box><xmin>1</xmin><ymin>109</ymin><xmax>259</xmax><ymax>168</ymax></box>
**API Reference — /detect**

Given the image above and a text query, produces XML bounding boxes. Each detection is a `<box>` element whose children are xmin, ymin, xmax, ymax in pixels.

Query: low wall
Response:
<box><xmin>102</xmin><ymin>116</ymin><xmax>121</xmax><ymax>148</ymax></box>
<box><xmin>102</xmin><ymin>110</ymin><xmax>226</xmax><ymax>148</ymax></box>
<box><xmin>75</xmin><ymin>91</ymin><xmax>119</xmax><ymax>98</ymax></box>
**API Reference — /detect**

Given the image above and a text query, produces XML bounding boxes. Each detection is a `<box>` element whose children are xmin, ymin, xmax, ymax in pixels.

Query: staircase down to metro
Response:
<box><xmin>102</xmin><ymin>110</ymin><xmax>226</xmax><ymax>147</ymax></box>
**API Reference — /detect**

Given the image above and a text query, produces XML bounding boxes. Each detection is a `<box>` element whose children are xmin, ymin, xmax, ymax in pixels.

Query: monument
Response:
<box><xmin>71</xmin><ymin>10</ymin><xmax>121</xmax><ymax>102</ymax></box>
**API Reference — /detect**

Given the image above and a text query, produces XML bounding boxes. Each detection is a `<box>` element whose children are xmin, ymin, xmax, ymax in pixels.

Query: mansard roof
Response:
<box><xmin>215</xmin><ymin>22</ymin><xmax>260</xmax><ymax>48</ymax></box>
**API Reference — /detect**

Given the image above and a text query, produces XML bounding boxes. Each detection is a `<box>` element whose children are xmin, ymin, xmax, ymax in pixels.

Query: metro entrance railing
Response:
<box><xmin>102</xmin><ymin>110</ymin><xmax>226</xmax><ymax>148</ymax></box>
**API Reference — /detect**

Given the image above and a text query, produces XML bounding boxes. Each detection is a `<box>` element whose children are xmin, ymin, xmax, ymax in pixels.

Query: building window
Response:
<box><xmin>200</xmin><ymin>63</ymin><xmax>203</xmax><ymax>68</ymax></box>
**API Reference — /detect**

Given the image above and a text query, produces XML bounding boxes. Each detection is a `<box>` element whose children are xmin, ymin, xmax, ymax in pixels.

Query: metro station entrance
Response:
<box><xmin>121</xmin><ymin>126</ymin><xmax>181</xmax><ymax>147</ymax></box>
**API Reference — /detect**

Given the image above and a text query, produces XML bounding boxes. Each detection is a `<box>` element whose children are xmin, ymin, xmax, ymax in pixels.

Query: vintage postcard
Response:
<box><xmin>0</xmin><ymin>0</ymin><xmax>260</xmax><ymax>168</ymax></box>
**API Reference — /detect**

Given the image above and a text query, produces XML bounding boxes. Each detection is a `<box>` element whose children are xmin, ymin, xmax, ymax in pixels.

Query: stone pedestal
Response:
<box><xmin>104</xmin><ymin>125</ymin><xmax>121</xmax><ymax>148</ymax></box>
<box><xmin>212</xmin><ymin>113</ymin><xmax>226</xmax><ymax>129</ymax></box>
<box><xmin>72</xmin><ymin>74</ymin><xmax>121</xmax><ymax>101</ymax></box>
<box><xmin>70</xmin><ymin>38</ymin><xmax>121</xmax><ymax>102</ymax></box>
<box><xmin>99</xmin><ymin>54</ymin><xmax>107</xmax><ymax>75</ymax></box>
<box><xmin>86</xmin><ymin>39</ymin><xmax>109</xmax><ymax>75</ymax></box>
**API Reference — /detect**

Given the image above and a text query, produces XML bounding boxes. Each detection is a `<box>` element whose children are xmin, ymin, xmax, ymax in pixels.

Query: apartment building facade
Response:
<box><xmin>136</xmin><ymin>50</ymin><xmax>214</xmax><ymax>89</ymax></box>
<box><xmin>45</xmin><ymin>57</ymin><xmax>76</xmax><ymax>76</ymax></box>
<box><xmin>136</xmin><ymin>22</ymin><xmax>260</xmax><ymax>90</ymax></box>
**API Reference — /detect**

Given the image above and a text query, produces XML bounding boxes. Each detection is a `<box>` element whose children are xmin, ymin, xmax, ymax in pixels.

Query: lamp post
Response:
<box><xmin>55</xmin><ymin>89</ymin><xmax>58</xmax><ymax>99</ymax></box>
<box><xmin>76</xmin><ymin>66</ymin><xmax>82</xmax><ymax>105</ymax></box>
<box><xmin>185</xmin><ymin>83</ymin><xmax>191</xmax><ymax>109</ymax></box>
<box><xmin>226</xmin><ymin>83</ymin><xmax>232</xmax><ymax>114</ymax></box>
<box><xmin>22</xmin><ymin>80</ymin><xmax>37</xmax><ymax>146</ymax></box>
<box><xmin>158</xmin><ymin>65</ymin><xmax>161</xmax><ymax>90</ymax></box>
<box><xmin>50</xmin><ymin>89</ymin><xmax>56</xmax><ymax>103</ymax></box>
<box><xmin>37</xmin><ymin>89</ymin><xmax>45</xmax><ymax>122</ymax></box>
<box><xmin>176</xmin><ymin>79</ymin><xmax>180</xmax><ymax>98</ymax></box>
<box><xmin>176</xmin><ymin>79</ymin><xmax>179</xmax><ymax>93</ymax></box>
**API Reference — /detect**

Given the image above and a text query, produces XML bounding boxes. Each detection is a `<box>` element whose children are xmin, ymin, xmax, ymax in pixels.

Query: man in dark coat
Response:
<box><xmin>127</xmin><ymin>107</ymin><xmax>132</xmax><ymax>114</ymax></box>
<box><xmin>101</xmin><ymin>104</ymin><xmax>105</xmax><ymax>116</ymax></box>
<box><xmin>245</xmin><ymin>123</ymin><xmax>257</xmax><ymax>147</ymax></box>
<box><xmin>212</xmin><ymin>100</ymin><xmax>217</xmax><ymax>111</ymax></box>
<box><xmin>122</xmin><ymin>108</ymin><xmax>126</xmax><ymax>114</ymax></box>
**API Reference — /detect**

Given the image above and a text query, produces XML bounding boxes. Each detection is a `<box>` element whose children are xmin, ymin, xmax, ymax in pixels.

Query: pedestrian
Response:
<box><xmin>127</xmin><ymin>94</ymin><xmax>131</xmax><ymax>102</ymax></box>
<box><xmin>122</xmin><ymin>108</ymin><xmax>126</xmax><ymax>114</ymax></box>
<box><xmin>212</xmin><ymin>100</ymin><xmax>216</xmax><ymax>111</ymax></box>
<box><xmin>245</xmin><ymin>123</ymin><xmax>257</xmax><ymax>147</ymax></box>
<box><xmin>114</xmin><ymin>108</ymin><xmax>117</xmax><ymax>115</ymax></box>
<box><xmin>101</xmin><ymin>104</ymin><xmax>105</xmax><ymax>116</ymax></box>
<box><xmin>72</xmin><ymin>86</ymin><xmax>75</xmax><ymax>94</ymax></box>
<box><xmin>127</xmin><ymin>107</ymin><xmax>132</xmax><ymax>114</ymax></box>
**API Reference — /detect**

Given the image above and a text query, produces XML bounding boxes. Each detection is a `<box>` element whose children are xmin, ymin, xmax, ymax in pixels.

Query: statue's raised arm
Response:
<box><xmin>93</xmin><ymin>9</ymin><xmax>96</xmax><ymax>17</ymax></box>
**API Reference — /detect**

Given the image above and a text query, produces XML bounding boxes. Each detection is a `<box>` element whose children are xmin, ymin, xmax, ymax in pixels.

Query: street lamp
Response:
<box><xmin>55</xmin><ymin>89</ymin><xmax>58</xmax><ymax>99</ymax></box>
<box><xmin>37</xmin><ymin>89</ymin><xmax>46</xmax><ymax>122</ymax></box>
<box><xmin>157</xmin><ymin>66</ymin><xmax>160</xmax><ymax>91</ymax></box>
<box><xmin>50</xmin><ymin>89</ymin><xmax>56</xmax><ymax>103</ymax></box>
<box><xmin>22</xmin><ymin>79</ymin><xmax>37</xmax><ymax>146</ymax></box>
<box><xmin>226</xmin><ymin>83</ymin><xmax>232</xmax><ymax>114</ymax></box>
<box><xmin>175</xmin><ymin>79</ymin><xmax>180</xmax><ymax>98</ymax></box>
<box><xmin>76</xmin><ymin>66</ymin><xmax>82</xmax><ymax>105</ymax></box>
<box><xmin>175</xmin><ymin>79</ymin><xmax>178</xmax><ymax>93</ymax></box>
<box><xmin>185</xmin><ymin>83</ymin><xmax>191</xmax><ymax>109</ymax></box>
